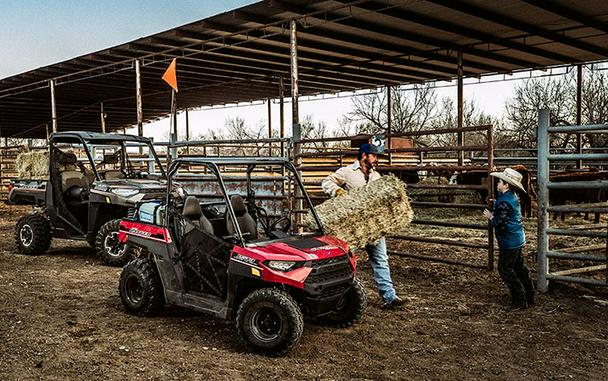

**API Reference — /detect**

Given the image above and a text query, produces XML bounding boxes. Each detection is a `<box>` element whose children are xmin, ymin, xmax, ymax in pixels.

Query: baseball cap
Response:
<box><xmin>359</xmin><ymin>143</ymin><xmax>385</xmax><ymax>155</ymax></box>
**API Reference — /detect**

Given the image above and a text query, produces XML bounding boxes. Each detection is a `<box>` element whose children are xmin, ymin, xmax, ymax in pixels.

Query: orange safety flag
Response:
<box><xmin>162</xmin><ymin>58</ymin><xmax>178</xmax><ymax>92</ymax></box>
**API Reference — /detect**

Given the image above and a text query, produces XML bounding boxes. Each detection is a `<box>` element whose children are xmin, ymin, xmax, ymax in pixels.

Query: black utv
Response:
<box><xmin>14</xmin><ymin>131</ymin><xmax>167</xmax><ymax>266</ymax></box>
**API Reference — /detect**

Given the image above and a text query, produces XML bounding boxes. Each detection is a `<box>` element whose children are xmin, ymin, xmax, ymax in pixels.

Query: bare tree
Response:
<box><xmin>425</xmin><ymin>97</ymin><xmax>501</xmax><ymax>147</ymax></box>
<box><xmin>505</xmin><ymin>65</ymin><xmax>608</xmax><ymax>150</ymax></box>
<box><xmin>346</xmin><ymin>84</ymin><xmax>438</xmax><ymax>135</ymax></box>
<box><xmin>583</xmin><ymin>65</ymin><xmax>608</xmax><ymax>148</ymax></box>
<box><xmin>505</xmin><ymin>73</ymin><xmax>576</xmax><ymax>148</ymax></box>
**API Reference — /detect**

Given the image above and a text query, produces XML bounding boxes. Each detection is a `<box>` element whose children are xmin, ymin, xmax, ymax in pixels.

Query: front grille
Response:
<box><xmin>306</xmin><ymin>255</ymin><xmax>351</xmax><ymax>285</ymax></box>
<box><xmin>319</xmin><ymin>284</ymin><xmax>349</xmax><ymax>299</ymax></box>
<box><xmin>311</xmin><ymin>256</ymin><xmax>347</xmax><ymax>268</ymax></box>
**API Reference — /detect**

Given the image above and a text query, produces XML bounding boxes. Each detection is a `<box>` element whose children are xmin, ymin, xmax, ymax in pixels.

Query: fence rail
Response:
<box><xmin>536</xmin><ymin>109</ymin><xmax>608</xmax><ymax>292</ymax></box>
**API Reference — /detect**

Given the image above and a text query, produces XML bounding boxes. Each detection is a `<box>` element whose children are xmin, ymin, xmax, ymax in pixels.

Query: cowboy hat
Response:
<box><xmin>490</xmin><ymin>167</ymin><xmax>526</xmax><ymax>193</ymax></box>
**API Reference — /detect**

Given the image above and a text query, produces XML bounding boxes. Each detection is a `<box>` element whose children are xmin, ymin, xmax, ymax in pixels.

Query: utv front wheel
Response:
<box><xmin>15</xmin><ymin>213</ymin><xmax>52</xmax><ymax>255</ymax></box>
<box><xmin>119</xmin><ymin>258</ymin><xmax>164</xmax><ymax>315</ymax></box>
<box><xmin>236</xmin><ymin>288</ymin><xmax>304</xmax><ymax>356</ymax></box>
<box><xmin>322</xmin><ymin>278</ymin><xmax>367</xmax><ymax>328</ymax></box>
<box><xmin>95</xmin><ymin>219</ymin><xmax>130</xmax><ymax>266</ymax></box>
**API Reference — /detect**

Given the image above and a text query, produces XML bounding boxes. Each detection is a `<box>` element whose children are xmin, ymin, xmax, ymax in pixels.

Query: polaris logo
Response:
<box><xmin>129</xmin><ymin>227</ymin><xmax>151</xmax><ymax>237</ymax></box>
<box><xmin>308</xmin><ymin>245</ymin><xmax>337</xmax><ymax>252</ymax></box>
<box><xmin>232</xmin><ymin>253</ymin><xmax>257</xmax><ymax>265</ymax></box>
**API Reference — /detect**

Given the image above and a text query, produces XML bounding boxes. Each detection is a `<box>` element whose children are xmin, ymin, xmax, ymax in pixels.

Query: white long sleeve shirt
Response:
<box><xmin>321</xmin><ymin>160</ymin><xmax>381</xmax><ymax>197</ymax></box>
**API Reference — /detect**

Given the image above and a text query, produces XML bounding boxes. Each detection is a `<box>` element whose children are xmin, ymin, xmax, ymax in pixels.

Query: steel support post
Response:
<box><xmin>268</xmin><ymin>97</ymin><xmax>272</xmax><ymax>156</ymax></box>
<box><xmin>135</xmin><ymin>59</ymin><xmax>143</xmax><ymax>136</ymax></box>
<box><xmin>50</xmin><ymin>79</ymin><xmax>57</xmax><ymax>133</ymax></box>
<box><xmin>185</xmin><ymin>108</ymin><xmax>190</xmax><ymax>156</ymax></box>
<box><xmin>279</xmin><ymin>76</ymin><xmax>285</xmax><ymax>159</ymax></box>
<box><xmin>576</xmin><ymin>64</ymin><xmax>583</xmax><ymax>169</ymax></box>
<box><xmin>290</xmin><ymin>20</ymin><xmax>300</xmax><ymax>149</ymax></box>
<box><xmin>387</xmin><ymin>84</ymin><xmax>392</xmax><ymax>166</ymax></box>
<box><xmin>537</xmin><ymin>109</ymin><xmax>550</xmax><ymax>293</ymax></box>
<box><xmin>487</xmin><ymin>125</ymin><xmax>495</xmax><ymax>270</ymax></box>
<box><xmin>457</xmin><ymin>51</ymin><xmax>464</xmax><ymax>166</ymax></box>
<box><xmin>100</xmin><ymin>102</ymin><xmax>106</xmax><ymax>133</ymax></box>
<box><xmin>290</xmin><ymin>19</ymin><xmax>302</xmax><ymax>228</ymax></box>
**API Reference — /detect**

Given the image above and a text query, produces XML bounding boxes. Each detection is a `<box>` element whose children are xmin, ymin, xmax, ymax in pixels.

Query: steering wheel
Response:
<box><xmin>254</xmin><ymin>206</ymin><xmax>271</xmax><ymax>233</ymax></box>
<box><xmin>268</xmin><ymin>213</ymin><xmax>292</xmax><ymax>233</ymax></box>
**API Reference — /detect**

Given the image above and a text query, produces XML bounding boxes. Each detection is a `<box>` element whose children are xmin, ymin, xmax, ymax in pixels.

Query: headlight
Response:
<box><xmin>111</xmin><ymin>188</ymin><xmax>139</xmax><ymax>198</ymax></box>
<box><xmin>266</xmin><ymin>260</ymin><xmax>297</xmax><ymax>272</ymax></box>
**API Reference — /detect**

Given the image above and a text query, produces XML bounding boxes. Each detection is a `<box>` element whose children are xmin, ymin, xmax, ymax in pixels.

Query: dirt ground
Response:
<box><xmin>1</xmin><ymin>202</ymin><xmax>607</xmax><ymax>381</ymax></box>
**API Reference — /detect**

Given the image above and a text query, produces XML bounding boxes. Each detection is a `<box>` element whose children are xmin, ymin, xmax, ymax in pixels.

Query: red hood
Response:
<box><xmin>238</xmin><ymin>236</ymin><xmax>349</xmax><ymax>262</ymax></box>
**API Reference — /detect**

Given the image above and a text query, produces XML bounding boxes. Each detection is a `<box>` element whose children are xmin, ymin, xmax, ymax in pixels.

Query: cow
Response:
<box><xmin>377</xmin><ymin>168</ymin><xmax>420</xmax><ymax>184</ymax></box>
<box><xmin>511</xmin><ymin>165</ymin><xmax>536</xmax><ymax>218</ymax></box>
<box><xmin>455</xmin><ymin>169</ymin><xmax>490</xmax><ymax>204</ymax></box>
<box><xmin>454</xmin><ymin>166</ymin><xmax>535</xmax><ymax>218</ymax></box>
<box><xmin>549</xmin><ymin>170</ymin><xmax>608</xmax><ymax>223</ymax></box>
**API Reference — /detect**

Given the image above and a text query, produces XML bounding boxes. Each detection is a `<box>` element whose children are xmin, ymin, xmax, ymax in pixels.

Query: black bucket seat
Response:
<box><xmin>226</xmin><ymin>195</ymin><xmax>258</xmax><ymax>240</ymax></box>
<box><xmin>182</xmin><ymin>196</ymin><xmax>214</xmax><ymax>235</ymax></box>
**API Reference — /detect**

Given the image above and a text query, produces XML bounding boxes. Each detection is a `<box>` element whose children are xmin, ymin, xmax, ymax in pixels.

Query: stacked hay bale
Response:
<box><xmin>15</xmin><ymin>151</ymin><xmax>49</xmax><ymax>179</ymax></box>
<box><xmin>307</xmin><ymin>174</ymin><xmax>413</xmax><ymax>249</ymax></box>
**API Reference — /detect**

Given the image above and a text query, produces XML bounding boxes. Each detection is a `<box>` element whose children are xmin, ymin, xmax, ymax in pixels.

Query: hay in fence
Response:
<box><xmin>15</xmin><ymin>150</ymin><xmax>49</xmax><ymax>179</ymax></box>
<box><xmin>307</xmin><ymin>174</ymin><xmax>413</xmax><ymax>249</ymax></box>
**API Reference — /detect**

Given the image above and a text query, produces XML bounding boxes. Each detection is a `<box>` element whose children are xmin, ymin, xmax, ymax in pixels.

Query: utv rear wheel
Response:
<box><xmin>96</xmin><ymin>219</ymin><xmax>130</xmax><ymax>266</ymax></box>
<box><xmin>119</xmin><ymin>258</ymin><xmax>164</xmax><ymax>315</ymax></box>
<box><xmin>322</xmin><ymin>278</ymin><xmax>367</xmax><ymax>328</ymax></box>
<box><xmin>236</xmin><ymin>288</ymin><xmax>303</xmax><ymax>356</ymax></box>
<box><xmin>15</xmin><ymin>213</ymin><xmax>52</xmax><ymax>255</ymax></box>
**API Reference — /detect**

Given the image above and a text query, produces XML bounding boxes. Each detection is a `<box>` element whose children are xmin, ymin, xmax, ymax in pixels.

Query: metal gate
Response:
<box><xmin>536</xmin><ymin>109</ymin><xmax>608</xmax><ymax>292</ymax></box>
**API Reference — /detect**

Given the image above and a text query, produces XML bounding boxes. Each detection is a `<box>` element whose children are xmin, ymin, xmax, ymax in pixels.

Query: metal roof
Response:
<box><xmin>1</xmin><ymin>0</ymin><xmax>607</xmax><ymax>139</ymax></box>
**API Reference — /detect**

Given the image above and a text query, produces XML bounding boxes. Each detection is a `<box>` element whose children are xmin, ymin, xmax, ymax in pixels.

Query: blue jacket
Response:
<box><xmin>492</xmin><ymin>190</ymin><xmax>526</xmax><ymax>249</ymax></box>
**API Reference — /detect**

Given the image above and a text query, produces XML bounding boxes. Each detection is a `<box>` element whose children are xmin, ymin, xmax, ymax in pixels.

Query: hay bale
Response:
<box><xmin>307</xmin><ymin>174</ymin><xmax>413</xmax><ymax>249</ymax></box>
<box><xmin>15</xmin><ymin>151</ymin><xmax>49</xmax><ymax>179</ymax></box>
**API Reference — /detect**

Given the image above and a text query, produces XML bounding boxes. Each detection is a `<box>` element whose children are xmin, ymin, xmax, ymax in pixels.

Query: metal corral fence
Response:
<box><xmin>293</xmin><ymin>125</ymin><xmax>496</xmax><ymax>270</ymax></box>
<box><xmin>471</xmin><ymin>147</ymin><xmax>608</xmax><ymax>174</ymax></box>
<box><xmin>166</xmin><ymin>138</ymin><xmax>292</xmax><ymax>219</ymax></box>
<box><xmin>1</xmin><ymin>128</ymin><xmax>498</xmax><ymax>269</ymax></box>
<box><xmin>536</xmin><ymin>109</ymin><xmax>608</xmax><ymax>292</ymax></box>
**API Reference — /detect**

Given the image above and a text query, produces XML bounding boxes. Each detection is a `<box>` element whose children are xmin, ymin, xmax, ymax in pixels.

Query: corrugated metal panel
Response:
<box><xmin>0</xmin><ymin>0</ymin><xmax>607</xmax><ymax>138</ymax></box>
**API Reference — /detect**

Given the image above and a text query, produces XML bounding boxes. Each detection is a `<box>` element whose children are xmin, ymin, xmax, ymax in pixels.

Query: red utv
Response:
<box><xmin>117</xmin><ymin>158</ymin><xmax>366</xmax><ymax>356</ymax></box>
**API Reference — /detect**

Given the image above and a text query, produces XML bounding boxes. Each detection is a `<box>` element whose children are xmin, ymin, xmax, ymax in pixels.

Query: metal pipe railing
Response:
<box><xmin>536</xmin><ymin>108</ymin><xmax>607</xmax><ymax>292</ymax></box>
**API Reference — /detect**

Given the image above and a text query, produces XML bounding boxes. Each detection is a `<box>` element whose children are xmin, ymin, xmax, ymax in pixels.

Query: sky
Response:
<box><xmin>0</xmin><ymin>0</ymin><xmax>533</xmax><ymax>142</ymax></box>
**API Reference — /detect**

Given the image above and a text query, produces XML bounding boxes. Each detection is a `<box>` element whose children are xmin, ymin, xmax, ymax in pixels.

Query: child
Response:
<box><xmin>483</xmin><ymin>168</ymin><xmax>535</xmax><ymax>309</ymax></box>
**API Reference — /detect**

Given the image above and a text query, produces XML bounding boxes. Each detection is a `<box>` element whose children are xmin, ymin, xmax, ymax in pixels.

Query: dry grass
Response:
<box><xmin>307</xmin><ymin>174</ymin><xmax>413</xmax><ymax>249</ymax></box>
<box><xmin>15</xmin><ymin>150</ymin><xmax>48</xmax><ymax>179</ymax></box>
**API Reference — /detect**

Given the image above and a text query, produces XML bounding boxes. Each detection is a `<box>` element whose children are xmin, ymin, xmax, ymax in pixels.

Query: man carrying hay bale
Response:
<box><xmin>321</xmin><ymin>143</ymin><xmax>405</xmax><ymax>310</ymax></box>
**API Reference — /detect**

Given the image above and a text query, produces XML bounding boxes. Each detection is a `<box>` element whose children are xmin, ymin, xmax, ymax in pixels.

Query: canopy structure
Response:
<box><xmin>1</xmin><ymin>0</ymin><xmax>607</xmax><ymax>138</ymax></box>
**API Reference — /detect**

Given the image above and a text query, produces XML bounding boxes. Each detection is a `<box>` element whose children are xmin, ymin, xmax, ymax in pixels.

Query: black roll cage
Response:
<box><xmin>165</xmin><ymin>157</ymin><xmax>325</xmax><ymax>247</ymax></box>
<box><xmin>49</xmin><ymin>132</ymin><xmax>166</xmax><ymax>181</ymax></box>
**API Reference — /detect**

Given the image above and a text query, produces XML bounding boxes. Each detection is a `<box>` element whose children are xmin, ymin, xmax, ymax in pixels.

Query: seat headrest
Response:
<box><xmin>59</xmin><ymin>152</ymin><xmax>77</xmax><ymax>164</ymax></box>
<box><xmin>182</xmin><ymin>196</ymin><xmax>202</xmax><ymax>220</ymax></box>
<box><xmin>230</xmin><ymin>195</ymin><xmax>247</xmax><ymax>216</ymax></box>
<box><xmin>103</xmin><ymin>153</ymin><xmax>119</xmax><ymax>164</ymax></box>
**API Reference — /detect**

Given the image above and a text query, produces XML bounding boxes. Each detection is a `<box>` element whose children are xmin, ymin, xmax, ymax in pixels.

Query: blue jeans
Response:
<box><xmin>365</xmin><ymin>237</ymin><xmax>397</xmax><ymax>303</ymax></box>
